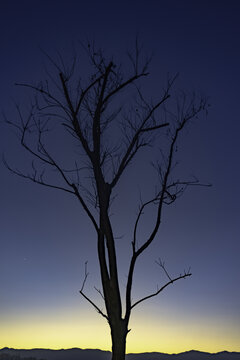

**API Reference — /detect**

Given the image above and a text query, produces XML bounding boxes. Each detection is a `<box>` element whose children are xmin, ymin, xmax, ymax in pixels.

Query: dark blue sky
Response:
<box><xmin>0</xmin><ymin>0</ymin><xmax>240</xmax><ymax>353</ymax></box>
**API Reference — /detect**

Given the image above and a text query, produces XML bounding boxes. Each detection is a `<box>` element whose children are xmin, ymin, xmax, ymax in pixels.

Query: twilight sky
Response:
<box><xmin>0</xmin><ymin>0</ymin><xmax>240</xmax><ymax>354</ymax></box>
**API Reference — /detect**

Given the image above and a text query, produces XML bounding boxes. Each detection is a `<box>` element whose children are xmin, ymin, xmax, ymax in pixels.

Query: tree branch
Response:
<box><xmin>71</xmin><ymin>183</ymin><xmax>99</xmax><ymax>233</ymax></box>
<box><xmin>92</xmin><ymin>62</ymin><xmax>113</xmax><ymax>159</ymax></box>
<box><xmin>3</xmin><ymin>156</ymin><xmax>75</xmax><ymax>195</ymax></box>
<box><xmin>59</xmin><ymin>72</ymin><xmax>92</xmax><ymax>158</ymax></box>
<box><xmin>79</xmin><ymin>262</ymin><xmax>109</xmax><ymax>322</ymax></box>
<box><xmin>75</xmin><ymin>74</ymin><xmax>105</xmax><ymax>116</ymax></box>
<box><xmin>103</xmin><ymin>72</ymin><xmax>149</xmax><ymax>105</ymax></box>
<box><xmin>110</xmin><ymin>95</ymin><xmax>170</xmax><ymax>189</ymax></box>
<box><xmin>15</xmin><ymin>82</ymin><xmax>70</xmax><ymax>116</ymax></box>
<box><xmin>131</xmin><ymin>271</ymin><xmax>191</xmax><ymax>310</ymax></box>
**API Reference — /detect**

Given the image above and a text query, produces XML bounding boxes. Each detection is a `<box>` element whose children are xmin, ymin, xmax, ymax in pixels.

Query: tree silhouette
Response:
<box><xmin>4</xmin><ymin>41</ymin><xmax>210</xmax><ymax>360</ymax></box>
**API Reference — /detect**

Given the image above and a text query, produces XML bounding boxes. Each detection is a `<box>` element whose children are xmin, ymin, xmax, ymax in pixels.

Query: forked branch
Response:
<box><xmin>79</xmin><ymin>262</ymin><xmax>109</xmax><ymax>321</ymax></box>
<box><xmin>131</xmin><ymin>262</ymin><xmax>192</xmax><ymax>310</ymax></box>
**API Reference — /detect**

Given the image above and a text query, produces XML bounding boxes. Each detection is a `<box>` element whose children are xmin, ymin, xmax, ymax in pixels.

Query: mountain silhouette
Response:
<box><xmin>1</xmin><ymin>348</ymin><xmax>239</xmax><ymax>360</ymax></box>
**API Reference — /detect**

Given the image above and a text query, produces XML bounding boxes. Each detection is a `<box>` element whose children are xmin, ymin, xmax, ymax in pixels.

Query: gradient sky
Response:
<box><xmin>0</xmin><ymin>0</ymin><xmax>240</xmax><ymax>354</ymax></box>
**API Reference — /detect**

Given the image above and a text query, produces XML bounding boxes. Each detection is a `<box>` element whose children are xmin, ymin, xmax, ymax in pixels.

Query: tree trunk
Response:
<box><xmin>111</xmin><ymin>319</ymin><xmax>128</xmax><ymax>360</ymax></box>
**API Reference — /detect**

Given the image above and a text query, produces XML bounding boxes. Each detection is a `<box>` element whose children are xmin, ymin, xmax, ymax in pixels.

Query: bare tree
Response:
<box><xmin>4</xmin><ymin>41</ymin><xmax>210</xmax><ymax>360</ymax></box>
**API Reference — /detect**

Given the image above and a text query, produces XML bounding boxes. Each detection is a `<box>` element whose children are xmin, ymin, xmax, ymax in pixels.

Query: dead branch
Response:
<box><xmin>131</xmin><ymin>262</ymin><xmax>192</xmax><ymax>310</ymax></box>
<box><xmin>79</xmin><ymin>262</ymin><xmax>109</xmax><ymax>321</ymax></box>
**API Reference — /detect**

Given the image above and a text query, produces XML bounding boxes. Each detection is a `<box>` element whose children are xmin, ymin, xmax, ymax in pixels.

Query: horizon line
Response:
<box><xmin>1</xmin><ymin>347</ymin><xmax>239</xmax><ymax>355</ymax></box>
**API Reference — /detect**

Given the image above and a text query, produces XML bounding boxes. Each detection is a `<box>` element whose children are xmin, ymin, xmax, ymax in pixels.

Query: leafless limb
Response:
<box><xmin>2</xmin><ymin>155</ymin><xmax>75</xmax><ymax>195</ymax></box>
<box><xmin>132</xmin><ymin>178</ymin><xmax>211</xmax><ymax>253</ymax></box>
<box><xmin>79</xmin><ymin>262</ymin><xmax>109</xmax><ymax>321</ymax></box>
<box><xmin>15</xmin><ymin>82</ymin><xmax>70</xmax><ymax>116</ymax></box>
<box><xmin>131</xmin><ymin>269</ymin><xmax>191</xmax><ymax>310</ymax></box>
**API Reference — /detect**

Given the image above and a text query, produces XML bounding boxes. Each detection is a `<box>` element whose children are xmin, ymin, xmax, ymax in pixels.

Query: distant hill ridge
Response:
<box><xmin>1</xmin><ymin>348</ymin><xmax>239</xmax><ymax>360</ymax></box>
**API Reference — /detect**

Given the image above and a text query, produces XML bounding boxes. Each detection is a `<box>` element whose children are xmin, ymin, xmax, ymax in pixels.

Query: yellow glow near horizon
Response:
<box><xmin>127</xmin><ymin>314</ymin><xmax>240</xmax><ymax>353</ymax></box>
<box><xmin>1</xmin><ymin>307</ymin><xmax>240</xmax><ymax>353</ymax></box>
<box><xmin>0</xmin><ymin>308</ymin><xmax>111</xmax><ymax>350</ymax></box>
